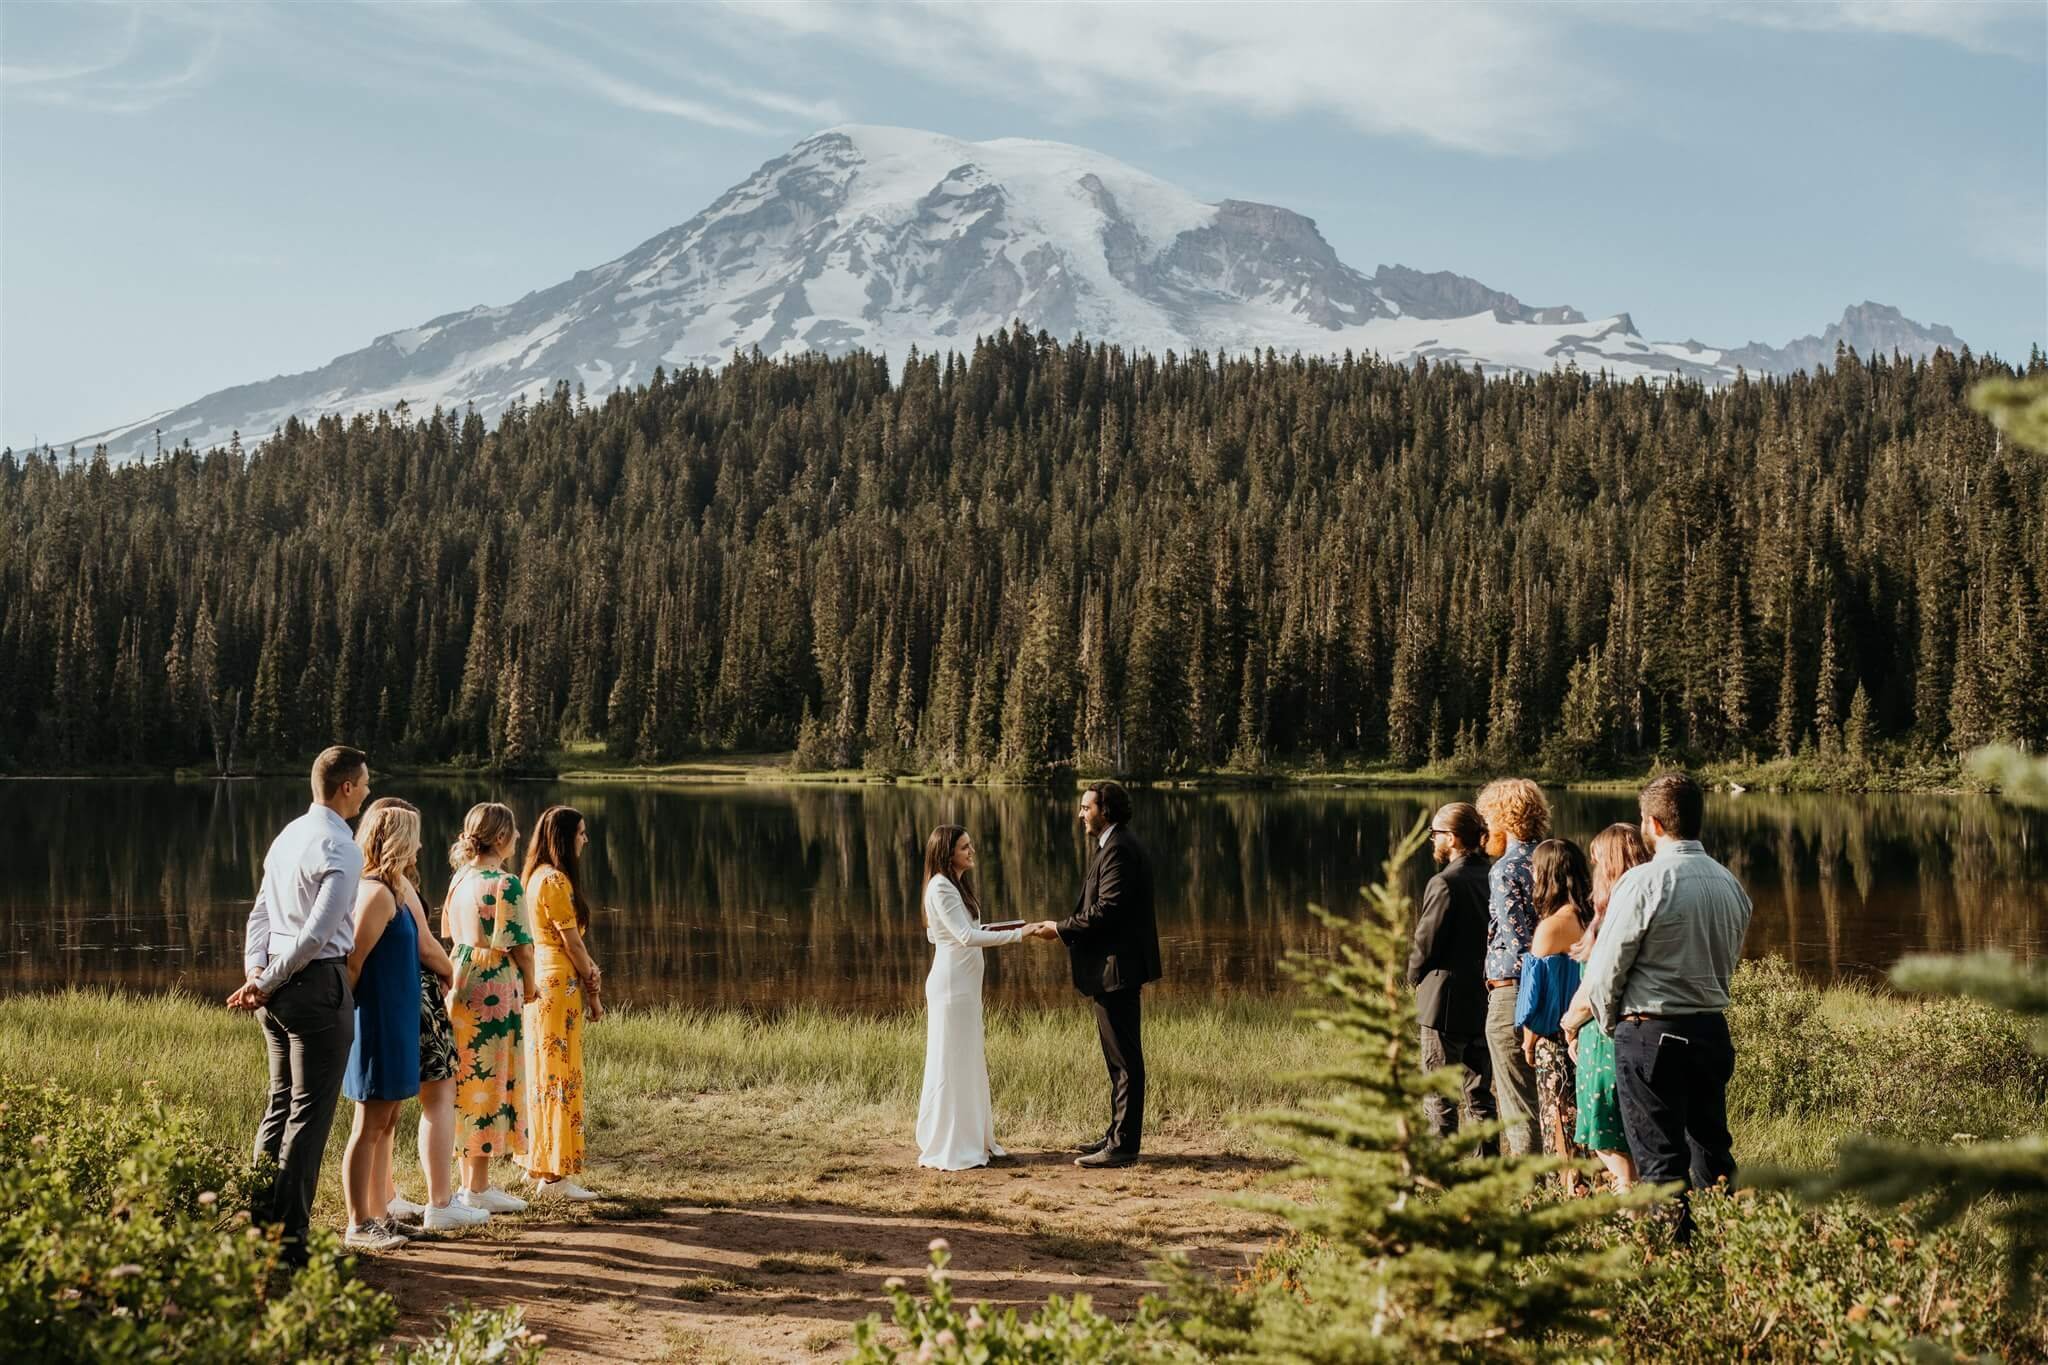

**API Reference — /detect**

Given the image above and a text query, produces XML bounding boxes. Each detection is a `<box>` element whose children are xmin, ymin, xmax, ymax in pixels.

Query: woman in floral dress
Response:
<box><xmin>1560</xmin><ymin>823</ymin><xmax>1652</xmax><ymax>1191</ymax></box>
<box><xmin>443</xmin><ymin>801</ymin><xmax>535</xmax><ymax>1215</ymax></box>
<box><xmin>520</xmin><ymin>805</ymin><xmax>606</xmax><ymax>1200</ymax></box>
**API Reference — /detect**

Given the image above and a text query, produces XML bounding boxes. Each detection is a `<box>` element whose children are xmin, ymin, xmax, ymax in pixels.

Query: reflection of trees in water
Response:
<box><xmin>1</xmin><ymin>782</ymin><xmax>2041</xmax><ymax>1005</ymax></box>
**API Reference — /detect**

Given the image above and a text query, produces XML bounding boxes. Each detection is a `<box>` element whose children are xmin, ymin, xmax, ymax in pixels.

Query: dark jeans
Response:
<box><xmin>1419</xmin><ymin>1024</ymin><xmax>1498</xmax><ymax>1156</ymax></box>
<box><xmin>1614</xmin><ymin>1012</ymin><xmax>1736</xmax><ymax>1246</ymax></box>
<box><xmin>254</xmin><ymin>959</ymin><xmax>354</xmax><ymax>1262</ymax></box>
<box><xmin>1090</xmin><ymin>988</ymin><xmax>1145</xmax><ymax>1155</ymax></box>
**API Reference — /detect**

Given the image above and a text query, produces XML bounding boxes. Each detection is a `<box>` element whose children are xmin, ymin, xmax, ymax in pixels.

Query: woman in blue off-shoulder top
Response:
<box><xmin>1516</xmin><ymin>838</ymin><xmax>1593</xmax><ymax>1195</ymax></box>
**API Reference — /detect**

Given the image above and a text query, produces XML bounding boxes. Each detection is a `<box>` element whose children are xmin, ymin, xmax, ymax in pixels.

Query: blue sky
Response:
<box><xmin>3</xmin><ymin>0</ymin><xmax>2043</xmax><ymax>449</ymax></box>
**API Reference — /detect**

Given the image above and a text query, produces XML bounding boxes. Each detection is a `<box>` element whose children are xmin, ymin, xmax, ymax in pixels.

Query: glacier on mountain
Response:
<box><xmin>62</xmin><ymin>126</ymin><xmax>1969</xmax><ymax>460</ymax></box>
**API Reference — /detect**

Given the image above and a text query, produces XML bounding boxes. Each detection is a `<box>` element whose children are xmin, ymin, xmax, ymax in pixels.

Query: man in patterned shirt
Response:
<box><xmin>1475</xmin><ymin>777</ymin><xmax>1551</xmax><ymax>1157</ymax></box>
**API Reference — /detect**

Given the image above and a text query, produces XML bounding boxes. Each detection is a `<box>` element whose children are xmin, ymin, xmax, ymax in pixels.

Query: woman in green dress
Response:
<box><xmin>1560</xmin><ymin>822</ymin><xmax>1650</xmax><ymax>1191</ymax></box>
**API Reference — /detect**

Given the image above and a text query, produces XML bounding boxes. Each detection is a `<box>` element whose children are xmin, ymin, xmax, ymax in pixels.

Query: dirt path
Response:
<box><xmin>360</xmin><ymin>1139</ymin><xmax>1280</xmax><ymax>1363</ymax></box>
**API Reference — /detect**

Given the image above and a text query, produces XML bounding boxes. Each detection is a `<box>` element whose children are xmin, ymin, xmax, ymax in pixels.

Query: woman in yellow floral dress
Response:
<box><xmin>443</xmin><ymin>802</ymin><xmax>535</xmax><ymax>1216</ymax></box>
<box><xmin>520</xmin><ymin>805</ymin><xmax>605</xmax><ymax>1200</ymax></box>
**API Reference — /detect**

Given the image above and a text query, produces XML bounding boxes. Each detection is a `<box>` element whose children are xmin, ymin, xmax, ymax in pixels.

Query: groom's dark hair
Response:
<box><xmin>1086</xmin><ymin>780</ymin><xmax>1133</xmax><ymax>826</ymax></box>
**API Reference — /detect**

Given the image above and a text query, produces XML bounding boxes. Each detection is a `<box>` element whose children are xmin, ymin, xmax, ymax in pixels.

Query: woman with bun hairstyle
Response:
<box><xmin>443</xmin><ymin>801</ymin><xmax>535</xmax><ymax>1215</ymax></box>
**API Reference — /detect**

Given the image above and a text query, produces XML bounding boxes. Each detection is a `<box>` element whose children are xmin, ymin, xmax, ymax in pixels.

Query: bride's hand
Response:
<box><xmin>1031</xmin><ymin>921</ymin><xmax>1061</xmax><ymax>941</ymax></box>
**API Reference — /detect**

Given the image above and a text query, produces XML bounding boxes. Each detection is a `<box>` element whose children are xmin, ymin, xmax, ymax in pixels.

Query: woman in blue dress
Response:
<box><xmin>1516</xmin><ymin>837</ymin><xmax>1593</xmax><ymax>1196</ymax></box>
<box><xmin>341</xmin><ymin>803</ymin><xmax>425</xmax><ymax>1251</ymax></box>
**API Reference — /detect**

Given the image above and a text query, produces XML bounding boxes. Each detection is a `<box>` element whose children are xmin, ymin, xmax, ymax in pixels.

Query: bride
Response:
<box><xmin>916</xmin><ymin>824</ymin><xmax>1055</xmax><ymax>1171</ymax></box>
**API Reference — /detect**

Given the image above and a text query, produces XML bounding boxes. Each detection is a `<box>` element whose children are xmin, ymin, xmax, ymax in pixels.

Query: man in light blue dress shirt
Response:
<box><xmin>1580</xmin><ymin>771</ymin><xmax>1752</xmax><ymax>1246</ymax></box>
<box><xmin>226</xmin><ymin>745</ymin><xmax>371</xmax><ymax>1265</ymax></box>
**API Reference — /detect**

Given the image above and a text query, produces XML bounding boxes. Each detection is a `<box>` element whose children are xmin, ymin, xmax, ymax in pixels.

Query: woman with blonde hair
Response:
<box><xmin>359</xmin><ymin>797</ymin><xmax>488</xmax><ymax>1233</ymax></box>
<box><xmin>444</xmin><ymin>801</ymin><xmax>536</xmax><ymax>1215</ymax></box>
<box><xmin>520</xmin><ymin>805</ymin><xmax>606</xmax><ymax>1200</ymax></box>
<box><xmin>339</xmin><ymin>802</ymin><xmax>425</xmax><ymax>1251</ymax></box>
<box><xmin>1560</xmin><ymin>822</ymin><xmax>1652</xmax><ymax>1190</ymax></box>
<box><xmin>1474</xmin><ymin>776</ymin><xmax>1551</xmax><ymax>1158</ymax></box>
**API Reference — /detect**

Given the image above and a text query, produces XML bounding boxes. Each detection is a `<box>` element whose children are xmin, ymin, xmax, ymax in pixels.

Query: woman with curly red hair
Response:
<box><xmin>1475</xmin><ymin>777</ymin><xmax>1551</xmax><ymax>1157</ymax></box>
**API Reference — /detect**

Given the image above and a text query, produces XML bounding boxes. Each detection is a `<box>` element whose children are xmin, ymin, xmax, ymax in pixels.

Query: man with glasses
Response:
<box><xmin>1408</xmin><ymin>801</ymin><xmax>1497</xmax><ymax>1153</ymax></box>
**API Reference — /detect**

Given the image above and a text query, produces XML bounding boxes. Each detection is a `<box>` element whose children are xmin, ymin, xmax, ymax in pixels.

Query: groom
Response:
<box><xmin>1057</xmin><ymin>780</ymin><xmax>1163</xmax><ymax>1169</ymax></box>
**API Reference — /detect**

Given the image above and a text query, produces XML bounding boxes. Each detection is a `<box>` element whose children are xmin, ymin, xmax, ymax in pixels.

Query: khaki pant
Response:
<box><xmin>1483</xmin><ymin>983</ymin><xmax>1541</xmax><ymax>1156</ymax></box>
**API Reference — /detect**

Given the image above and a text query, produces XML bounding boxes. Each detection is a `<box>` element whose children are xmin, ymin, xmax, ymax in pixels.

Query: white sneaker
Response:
<box><xmin>458</xmin><ymin>1185</ymin><xmax>528</xmax><ymax>1214</ymax></box>
<box><xmin>532</xmin><ymin>1177</ymin><xmax>601</xmax><ymax>1202</ymax></box>
<box><xmin>423</xmin><ymin>1199</ymin><xmax>492</xmax><ymax>1231</ymax></box>
<box><xmin>386</xmin><ymin>1194</ymin><xmax>428</xmax><ymax>1221</ymax></box>
<box><xmin>345</xmin><ymin>1221</ymin><xmax>410</xmax><ymax>1252</ymax></box>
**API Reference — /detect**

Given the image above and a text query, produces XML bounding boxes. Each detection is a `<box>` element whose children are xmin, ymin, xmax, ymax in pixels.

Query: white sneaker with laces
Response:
<box><xmin>423</xmin><ymin>1200</ymin><xmax>491</xmax><ymax>1231</ymax></box>
<box><xmin>344</xmin><ymin>1221</ymin><xmax>409</xmax><ymax>1252</ymax></box>
<box><xmin>458</xmin><ymin>1185</ymin><xmax>528</xmax><ymax>1214</ymax></box>
<box><xmin>532</xmin><ymin>1177</ymin><xmax>601</xmax><ymax>1202</ymax></box>
<box><xmin>386</xmin><ymin>1194</ymin><xmax>428</xmax><ymax>1221</ymax></box>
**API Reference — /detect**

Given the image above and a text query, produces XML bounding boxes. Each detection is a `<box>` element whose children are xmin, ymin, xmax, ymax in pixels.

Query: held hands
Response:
<box><xmin>1026</xmin><ymin>921</ymin><xmax>1061</xmax><ymax>942</ymax></box>
<box><xmin>225</xmin><ymin>980</ymin><xmax>267</xmax><ymax>1012</ymax></box>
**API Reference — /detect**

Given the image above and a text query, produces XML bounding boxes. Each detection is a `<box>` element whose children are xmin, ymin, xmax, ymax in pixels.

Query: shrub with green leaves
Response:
<box><xmin>0</xmin><ymin>1079</ymin><xmax>397</xmax><ymax>1362</ymax></box>
<box><xmin>0</xmin><ymin>1077</ymin><xmax>550</xmax><ymax>1364</ymax></box>
<box><xmin>850</xmin><ymin>1241</ymin><xmax>1162</xmax><ymax>1363</ymax></box>
<box><xmin>1604</xmin><ymin>1188</ymin><xmax>2042</xmax><ymax>1362</ymax></box>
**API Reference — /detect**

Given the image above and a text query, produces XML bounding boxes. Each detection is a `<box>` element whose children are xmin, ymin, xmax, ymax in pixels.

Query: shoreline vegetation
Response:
<box><xmin>6</xmin><ymin>960</ymin><xmax>2047</xmax><ymax>1359</ymax></box>
<box><xmin>0</xmin><ymin>743</ymin><xmax>2004</xmax><ymax>797</ymax></box>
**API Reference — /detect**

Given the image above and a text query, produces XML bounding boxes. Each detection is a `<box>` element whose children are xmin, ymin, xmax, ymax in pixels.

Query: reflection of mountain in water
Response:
<box><xmin>2</xmin><ymin>781</ymin><xmax>2042</xmax><ymax>1009</ymax></box>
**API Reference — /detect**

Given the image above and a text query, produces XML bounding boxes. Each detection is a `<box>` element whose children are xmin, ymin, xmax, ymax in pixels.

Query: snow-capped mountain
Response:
<box><xmin>68</xmin><ymin>126</ymin><xmax>1971</xmax><ymax>459</ymax></box>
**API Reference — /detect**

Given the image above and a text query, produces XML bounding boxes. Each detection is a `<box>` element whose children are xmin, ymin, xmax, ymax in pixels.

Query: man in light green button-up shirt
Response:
<box><xmin>1580</xmin><ymin>772</ymin><xmax>1752</xmax><ymax>1246</ymax></box>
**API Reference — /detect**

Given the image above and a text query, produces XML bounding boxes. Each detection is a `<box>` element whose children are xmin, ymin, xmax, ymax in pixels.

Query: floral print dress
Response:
<box><xmin>522</xmin><ymin>869</ymin><xmax>588</xmax><ymax>1178</ymax></box>
<box><xmin>447</xmin><ymin>867</ymin><xmax>531</xmax><ymax>1161</ymax></box>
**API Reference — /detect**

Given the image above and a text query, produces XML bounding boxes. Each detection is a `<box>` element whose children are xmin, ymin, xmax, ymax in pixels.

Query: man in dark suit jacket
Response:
<box><xmin>1057</xmin><ymin>779</ymin><xmax>1162</xmax><ymax>1168</ymax></box>
<box><xmin>1409</xmin><ymin>801</ymin><xmax>1496</xmax><ymax>1151</ymax></box>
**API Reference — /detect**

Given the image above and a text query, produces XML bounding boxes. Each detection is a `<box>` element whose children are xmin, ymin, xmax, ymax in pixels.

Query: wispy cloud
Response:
<box><xmin>1963</xmin><ymin>189</ymin><xmax>2048</xmax><ymax>272</ymax></box>
<box><xmin>1</xmin><ymin>3</ymin><xmax>227</xmax><ymax>114</ymax></box>
<box><xmin>1727</xmin><ymin>1</ymin><xmax>2047</xmax><ymax>58</ymax></box>
<box><xmin>725</xmin><ymin>0</ymin><xmax>1606</xmax><ymax>156</ymax></box>
<box><xmin>371</xmin><ymin>1</ymin><xmax>795</xmax><ymax>135</ymax></box>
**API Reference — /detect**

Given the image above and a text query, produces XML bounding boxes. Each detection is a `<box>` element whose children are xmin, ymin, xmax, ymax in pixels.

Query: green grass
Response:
<box><xmin>3</xmin><ymin>965</ymin><xmax>2040</xmax><ymax>1212</ymax></box>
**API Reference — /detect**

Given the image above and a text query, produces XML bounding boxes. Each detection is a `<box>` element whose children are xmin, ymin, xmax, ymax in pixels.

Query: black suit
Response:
<box><xmin>1408</xmin><ymin>851</ymin><xmax>1496</xmax><ymax>1145</ymax></box>
<box><xmin>1058</xmin><ymin>824</ymin><xmax>1162</xmax><ymax>1155</ymax></box>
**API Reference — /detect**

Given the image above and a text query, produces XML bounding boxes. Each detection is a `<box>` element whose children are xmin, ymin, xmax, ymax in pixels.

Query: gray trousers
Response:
<box><xmin>1484</xmin><ymin>983</ymin><xmax>1541</xmax><ymax>1157</ymax></box>
<box><xmin>1419</xmin><ymin>1024</ymin><xmax>1498</xmax><ymax>1156</ymax></box>
<box><xmin>254</xmin><ymin>959</ymin><xmax>353</xmax><ymax>1262</ymax></box>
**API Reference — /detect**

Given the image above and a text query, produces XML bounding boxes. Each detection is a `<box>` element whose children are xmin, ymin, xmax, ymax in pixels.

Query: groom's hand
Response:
<box><xmin>1031</xmin><ymin>921</ymin><xmax>1061</xmax><ymax>941</ymax></box>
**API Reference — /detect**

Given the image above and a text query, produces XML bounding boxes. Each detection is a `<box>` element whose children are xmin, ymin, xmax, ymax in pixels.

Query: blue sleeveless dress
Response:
<box><xmin>344</xmin><ymin>879</ymin><xmax>423</xmax><ymax>1102</ymax></box>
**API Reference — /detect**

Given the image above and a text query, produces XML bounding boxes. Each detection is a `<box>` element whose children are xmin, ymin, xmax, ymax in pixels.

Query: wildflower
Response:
<box><xmin>884</xmin><ymin>1276</ymin><xmax>907</xmax><ymax>1291</ymax></box>
<box><xmin>966</xmin><ymin>1309</ymin><xmax>985</xmax><ymax>1331</ymax></box>
<box><xmin>916</xmin><ymin>1344</ymin><xmax>934</xmax><ymax>1364</ymax></box>
<box><xmin>108</xmin><ymin>1264</ymin><xmax>144</xmax><ymax>1279</ymax></box>
<box><xmin>929</xmin><ymin>1237</ymin><xmax>949</xmax><ymax>1254</ymax></box>
<box><xmin>936</xmin><ymin>1330</ymin><xmax>958</xmax><ymax>1348</ymax></box>
<box><xmin>198</xmin><ymin>1191</ymin><xmax>218</xmax><ymax>1208</ymax></box>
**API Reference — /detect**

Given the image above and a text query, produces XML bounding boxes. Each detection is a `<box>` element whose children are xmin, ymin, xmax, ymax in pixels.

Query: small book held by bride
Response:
<box><xmin>982</xmin><ymin>920</ymin><xmax>1027</xmax><ymax>931</ymax></box>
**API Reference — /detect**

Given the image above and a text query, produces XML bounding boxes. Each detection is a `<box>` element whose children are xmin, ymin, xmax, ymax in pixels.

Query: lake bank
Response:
<box><xmin>4</xmin><ymin>968</ymin><xmax>2044</xmax><ymax>1360</ymax></box>
<box><xmin>0</xmin><ymin>746</ymin><xmax>1990</xmax><ymax>797</ymax></box>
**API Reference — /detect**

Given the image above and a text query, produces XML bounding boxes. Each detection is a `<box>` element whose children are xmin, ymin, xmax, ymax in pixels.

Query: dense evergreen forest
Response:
<box><xmin>3</xmin><ymin>330</ymin><xmax>2044</xmax><ymax>778</ymax></box>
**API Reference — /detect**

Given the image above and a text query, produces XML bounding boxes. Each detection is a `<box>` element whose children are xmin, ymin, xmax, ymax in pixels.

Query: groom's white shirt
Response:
<box><xmin>1098</xmin><ymin>824</ymin><xmax>1116</xmax><ymax>849</ymax></box>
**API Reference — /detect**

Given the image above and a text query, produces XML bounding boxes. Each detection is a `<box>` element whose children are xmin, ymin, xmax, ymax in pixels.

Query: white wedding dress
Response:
<box><xmin>915</xmin><ymin>874</ymin><xmax>1028</xmax><ymax>1171</ymax></box>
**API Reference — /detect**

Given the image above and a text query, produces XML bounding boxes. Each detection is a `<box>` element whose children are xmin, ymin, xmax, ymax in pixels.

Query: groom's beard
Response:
<box><xmin>1433</xmin><ymin>844</ymin><xmax>1451</xmax><ymax>868</ymax></box>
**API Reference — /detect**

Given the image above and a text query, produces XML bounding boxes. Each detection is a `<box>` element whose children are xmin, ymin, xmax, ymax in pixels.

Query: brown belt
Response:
<box><xmin>1485</xmin><ymin>978</ymin><xmax>1518</xmax><ymax>990</ymax></box>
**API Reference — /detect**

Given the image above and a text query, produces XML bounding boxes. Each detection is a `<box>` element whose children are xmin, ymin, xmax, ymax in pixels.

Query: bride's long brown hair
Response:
<box><xmin>921</xmin><ymin>825</ymin><xmax>982</xmax><ymax>919</ymax></box>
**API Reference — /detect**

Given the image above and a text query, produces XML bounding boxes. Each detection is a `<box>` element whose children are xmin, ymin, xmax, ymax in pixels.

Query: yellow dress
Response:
<box><xmin>521</xmin><ymin>869</ymin><xmax>588</xmax><ymax>1178</ymax></box>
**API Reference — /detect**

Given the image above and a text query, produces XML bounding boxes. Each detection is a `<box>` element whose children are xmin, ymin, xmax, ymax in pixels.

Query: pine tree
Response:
<box><xmin>500</xmin><ymin>655</ymin><xmax>541</xmax><ymax>772</ymax></box>
<box><xmin>1813</xmin><ymin>609</ymin><xmax>1842</xmax><ymax>756</ymax></box>
<box><xmin>1845</xmin><ymin>683</ymin><xmax>1874</xmax><ymax>764</ymax></box>
<box><xmin>1000</xmin><ymin>577</ymin><xmax>1075</xmax><ymax>779</ymax></box>
<box><xmin>1164</xmin><ymin>819</ymin><xmax>1651</xmax><ymax>1359</ymax></box>
<box><xmin>1773</xmin><ymin>625</ymin><xmax>1801</xmax><ymax>759</ymax></box>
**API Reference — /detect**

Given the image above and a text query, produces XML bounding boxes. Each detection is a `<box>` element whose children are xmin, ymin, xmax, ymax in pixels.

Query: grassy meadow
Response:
<box><xmin>4</xmin><ymin>960</ymin><xmax>2042</xmax><ymax>1216</ymax></box>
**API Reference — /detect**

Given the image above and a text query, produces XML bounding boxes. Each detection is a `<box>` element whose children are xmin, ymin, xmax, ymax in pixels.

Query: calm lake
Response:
<box><xmin>2</xmin><ymin>779</ymin><xmax>2042</xmax><ymax>1011</ymax></box>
